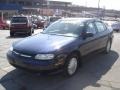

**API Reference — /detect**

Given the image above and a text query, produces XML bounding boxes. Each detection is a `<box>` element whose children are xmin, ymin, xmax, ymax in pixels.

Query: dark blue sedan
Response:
<box><xmin>7</xmin><ymin>18</ymin><xmax>113</xmax><ymax>76</ymax></box>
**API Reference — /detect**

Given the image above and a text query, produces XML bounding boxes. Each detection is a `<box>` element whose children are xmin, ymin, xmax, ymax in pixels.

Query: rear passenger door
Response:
<box><xmin>94</xmin><ymin>21</ymin><xmax>109</xmax><ymax>49</ymax></box>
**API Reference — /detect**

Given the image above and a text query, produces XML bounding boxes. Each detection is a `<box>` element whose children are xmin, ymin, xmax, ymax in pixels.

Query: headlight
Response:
<box><xmin>35</xmin><ymin>54</ymin><xmax>54</xmax><ymax>60</ymax></box>
<box><xmin>9</xmin><ymin>46</ymin><xmax>13</xmax><ymax>51</ymax></box>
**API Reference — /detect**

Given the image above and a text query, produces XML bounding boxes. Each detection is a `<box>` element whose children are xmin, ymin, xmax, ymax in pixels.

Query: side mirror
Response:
<box><xmin>83</xmin><ymin>32</ymin><xmax>94</xmax><ymax>38</ymax></box>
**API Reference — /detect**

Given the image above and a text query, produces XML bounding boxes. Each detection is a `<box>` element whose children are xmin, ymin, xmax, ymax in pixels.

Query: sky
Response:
<box><xmin>51</xmin><ymin>0</ymin><xmax>120</xmax><ymax>10</ymax></box>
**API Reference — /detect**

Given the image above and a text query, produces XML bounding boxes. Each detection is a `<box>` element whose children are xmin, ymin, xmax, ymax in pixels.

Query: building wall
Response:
<box><xmin>0</xmin><ymin>0</ymin><xmax>46</xmax><ymax>7</ymax></box>
<box><xmin>0</xmin><ymin>0</ymin><xmax>120</xmax><ymax>18</ymax></box>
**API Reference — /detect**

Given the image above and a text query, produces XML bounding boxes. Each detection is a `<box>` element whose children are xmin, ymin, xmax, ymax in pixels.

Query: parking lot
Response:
<box><xmin>0</xmin><ymin>29</ymin><xmax>120</xmax><ymax>90</ymax></box>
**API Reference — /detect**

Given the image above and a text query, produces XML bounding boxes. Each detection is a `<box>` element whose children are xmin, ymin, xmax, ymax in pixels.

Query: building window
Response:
<box><xmin>34</xmin><ymin>2</ymin><xmax>40</xmax><ymax>6</ymax></box>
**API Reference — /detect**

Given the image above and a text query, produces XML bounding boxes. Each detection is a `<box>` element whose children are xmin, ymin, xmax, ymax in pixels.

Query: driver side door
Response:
<box><xmin>80</xmin><ymin>22</ymin><xmax>98</xmax><ymax>56</ymax></box>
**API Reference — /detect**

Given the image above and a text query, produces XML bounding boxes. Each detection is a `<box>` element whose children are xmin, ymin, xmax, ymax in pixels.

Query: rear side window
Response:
<box><xmin>11</xmin><ymin>17</ymin><xmax>27</xmax><ymax>23</ymax></box>
<box><xmin>95</xmin><ymin>22</ymin><xmax>106</xmax><ymax>32</ymax></box>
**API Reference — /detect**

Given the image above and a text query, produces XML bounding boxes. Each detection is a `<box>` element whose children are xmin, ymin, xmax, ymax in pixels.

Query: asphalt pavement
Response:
<box><xmin>0</xmin><ymin>29</ymin><xmax>120</xmax><ymax>90</ymax></box>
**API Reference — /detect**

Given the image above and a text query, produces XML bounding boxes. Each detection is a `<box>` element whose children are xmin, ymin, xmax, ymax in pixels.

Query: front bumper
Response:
<box><xmin>7</xmin><ymin>51</ymin><xmax>65</xmax><ymax>71</ymax></box>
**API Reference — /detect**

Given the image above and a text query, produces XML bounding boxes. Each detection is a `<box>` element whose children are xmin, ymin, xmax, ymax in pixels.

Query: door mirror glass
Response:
<box><xmin>85</xmin><ymin>32</ymin><xmax>94</xmax><ymax>37</ymax></box>
<box><xmin>83</xmin><ymin>22</ymin><xmax>96</xmax><ymax>38</ymax></box>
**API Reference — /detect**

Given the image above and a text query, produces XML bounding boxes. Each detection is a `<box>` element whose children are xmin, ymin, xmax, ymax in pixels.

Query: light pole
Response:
<box><xmin>85</xmin><ymin>0</ymin><xmax>87</xmax><ymax>7</ymax></box>
<box><xmin>98</xmin><ymin>0</ymin><xmax>100</xmax><ymax>18</ymax></box>
<box><xmin>47</xmin><ymin>0</ymin><xmax>50</xmax><ymax>16</ymax></box>
<box><xmin>98</xmin><ymin>0</ymin><xmax>100</xmax><ymax>9</ymax></box>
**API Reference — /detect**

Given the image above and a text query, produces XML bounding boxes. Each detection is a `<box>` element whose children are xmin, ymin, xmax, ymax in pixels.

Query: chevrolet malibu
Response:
<box><xmin>7</xmin><ymin>18</ymin><xmax>113</xmax><ymax>76</ymax></box>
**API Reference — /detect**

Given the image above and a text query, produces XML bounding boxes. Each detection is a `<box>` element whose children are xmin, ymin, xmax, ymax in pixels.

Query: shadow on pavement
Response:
<box><xmin>0</xmin><ymin>51</ymin><xmax>119</xmax><ymax>90</ymax></box>
<box><xmin>6</xmin><ymin>34</ymin><xmax>28</xmax><ymax>39</ymax></box>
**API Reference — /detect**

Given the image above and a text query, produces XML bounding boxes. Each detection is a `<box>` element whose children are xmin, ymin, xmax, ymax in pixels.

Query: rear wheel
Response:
<box><xmin>104</xmin><ymin>40</ymin><xmax>112</xmax><ymax>54</ymax></box>
<box><xmin>32</xmin><ymin>30</ymin><xmax>34</xmax><ymax>33</ymax></box>
<box><xmin>3</xmin><ymin>26</ymin><xmax>5</xmax><ymax>30</ymax></box>
<box><xmin>10</xmin><ymin>32</ymin><xmax>14</xmax><ymax>37</ymax></box>
<box><xmin>63</xmin><ymin>54</ymin><xmax>79</xmax><ymax>77</ymax></box>
<box><xmin>32</xmin><ymin>28</ymin><xmax>34</xmax><ymax>33</ymax></box>
<box><xmin>28</xmin><ymin>29</ymin><xmax>32</xmax><ymax>36</ymax></box>
<box><xmin>116</xmin><ymin>29</ymin><xmax>119</xmax><ymax>32</ymax></box>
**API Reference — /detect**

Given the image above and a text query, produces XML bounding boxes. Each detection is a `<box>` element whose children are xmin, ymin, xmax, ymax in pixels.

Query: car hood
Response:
<box><xmin>13</xmin><ymin>33</ymin><xmax>76</xmax><ymax>55</ymax></box>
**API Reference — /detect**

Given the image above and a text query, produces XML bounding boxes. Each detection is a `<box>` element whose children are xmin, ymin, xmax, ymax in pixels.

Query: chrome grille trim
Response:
<box><xmin>13</xmin><ymin>51</ymin><xmax>32</xmax><ymax>58</ymax></box>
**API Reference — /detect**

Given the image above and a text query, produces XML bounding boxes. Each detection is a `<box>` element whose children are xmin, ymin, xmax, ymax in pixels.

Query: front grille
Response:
<box><xmin>12</xmin><ymin>51</ymin><xmax>54</xmax><ymax>66</ymax></box>
<box><xmin>13</xmin><ymin>51</ymin><xmax>32</xmax><ymax>58</ymax></box>
<box><xmin>23</xmin><ymin>60</ymin><xmax>53</xmax><ymax>66</ymax></box>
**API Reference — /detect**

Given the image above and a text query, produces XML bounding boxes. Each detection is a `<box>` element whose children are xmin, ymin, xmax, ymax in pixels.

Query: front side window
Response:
<box><xmin>95</xmin><ymin>22</ymin><xmax>106</xmax><ymax>32</ymax></box>
<box><xmin>86</xmin><ymin>23</ymin><xmax>96</xmax><ymax>34</ymax></box>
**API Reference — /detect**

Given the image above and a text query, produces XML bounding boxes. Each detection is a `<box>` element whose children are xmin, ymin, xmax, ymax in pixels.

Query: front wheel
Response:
<box><xmin>63</xmin><ymin>54</ymin><xmax>79</xmax><ymax>77</ymax></box>
<box><xmin>104</xmin><ymin>40</ymin><xmax>112</xmax><ymax>54</ymax></box>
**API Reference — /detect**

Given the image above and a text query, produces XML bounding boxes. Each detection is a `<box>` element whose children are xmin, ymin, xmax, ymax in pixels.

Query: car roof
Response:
<box><xmin>59</xmin><ymin>18</ymin><xmax>100</xmax><ymax>23</ymax></box>
<box><xmin>61</xmin><ymin>18</ymin><xmax>96</xmax><ymax>20</ymax></box>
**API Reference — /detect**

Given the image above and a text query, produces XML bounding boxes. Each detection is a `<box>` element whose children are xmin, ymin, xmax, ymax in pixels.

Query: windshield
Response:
<box><xmin>43</xmin><ymin>20</ymin><xmax>84</xmax><ymax>37</ymax></box>
<box><xmin>11</xmin><ymin>17</ymin><xmax>27</xmax><ymax>23</ymax></box>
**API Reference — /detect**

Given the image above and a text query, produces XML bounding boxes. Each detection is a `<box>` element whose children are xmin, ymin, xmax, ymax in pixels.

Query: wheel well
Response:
<box><xmin>70</xmin><ymin>50</ymin><xmax>81</xmax><ymax>59</ymax></box>
<box><xmin>65</xmin><ymin>50</ymin><xmax>82</xmax><ymax>66</ymax></box>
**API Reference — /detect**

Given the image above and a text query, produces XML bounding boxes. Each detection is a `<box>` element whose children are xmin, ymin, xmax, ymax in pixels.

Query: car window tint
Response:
<box><xmin>87</xmin><ymin>23</ymin><xmax>96</xmax><ymax>34</ymax></box>
<box><xmin>11</xmin><ymin>17</ymin><xmax>27</xmax><ymax>23</ymax></box>
<box><xmin>95</xmin><ymin>22</ymin><xmax>106</xmax><ymax>32</ymax></box>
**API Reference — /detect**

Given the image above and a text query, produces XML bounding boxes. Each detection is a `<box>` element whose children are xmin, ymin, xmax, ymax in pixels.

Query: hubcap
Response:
<box><xmin>107</xmin><ymin>41</ymin><xmax>111</xmax><ymax>52</ymax></box>
<box><xmin>68</xmin><ymin>57</ymin><xmax>78</xmax><ymax>75</ymax></box>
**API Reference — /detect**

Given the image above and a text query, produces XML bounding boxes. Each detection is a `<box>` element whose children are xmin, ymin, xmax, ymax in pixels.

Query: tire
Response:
<box><xmin>63</xmin><ymin>54</ymin><xmax>79</xmax><ymax>77</ymax></box>
<box><xmin>104</xmin><ymin>40</ymin><xmax>112</xmax><ymax>54</ymax></box>
<box><xmin>28</xmin><ymin>29</ymin><xmax>32</xmax><ymax>36</ymax></box>
<box><xmin>116</xmin><ymin>29</ymin><xmax>119</xmax><ymax>32</ymax></box>
<box><xmin>10</xmin><ymin>32</ymin><xmax>14</xmax><ymax>37</ymax></box>
<box><xmin>3</xmin><ymin>27</ymin><xmax>5</xmax><ymax>30</ymax></box>
<box><xmin>32</xmin><ymin>28</ymin><xmax>34</xmax><ymax>33</ymax></box>
<box><xmin>37</xmin><ymin>26</ymin><xmax>39</xmax><ymax>29</ymax></box>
